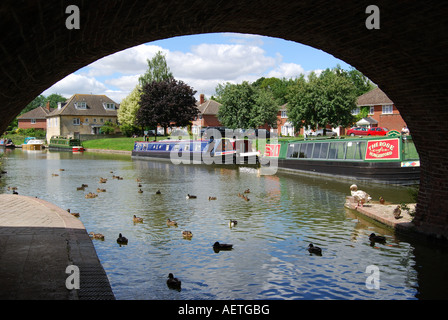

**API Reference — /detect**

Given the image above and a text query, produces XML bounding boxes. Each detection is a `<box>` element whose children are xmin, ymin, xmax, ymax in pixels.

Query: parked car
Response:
<box><xmin>367</xmin><ymin>127</ymin><xmax>389</xmax><ymax>136</ymax></box>
<box><xmin>347</xmin><ymin>127</ymin><xmax>369</xmax><ymax>136</ymax></box>
<box><xmin>309</xmin><ymin>129</ymin><xmax>337</xmax><ymax>137</ymax></box>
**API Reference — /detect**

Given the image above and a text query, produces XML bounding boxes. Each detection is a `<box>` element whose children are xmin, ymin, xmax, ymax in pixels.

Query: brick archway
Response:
<box><xmin>1</xmin><ymin>1</ymin><xmax>447</xmax><ymax>237</ymax></box>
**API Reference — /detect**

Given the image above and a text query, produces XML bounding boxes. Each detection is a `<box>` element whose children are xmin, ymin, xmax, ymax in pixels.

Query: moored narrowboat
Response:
<box><xmin>263</xmin><ymin>135</ymin><xmax>420</xmax><ymax>185</ymax></box>
<box><xmin>132</xmin><ymin>138</ymin><xmax>238</xmax><ymax>164</ymax></box>
<box><xmin>49</xmin><ymin>136</ymin><xmax>83</xmax><ymax>151</ymax></box>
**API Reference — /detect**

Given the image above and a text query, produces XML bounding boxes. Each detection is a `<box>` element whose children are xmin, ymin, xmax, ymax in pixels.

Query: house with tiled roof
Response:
<box><xmin>17</xmin><ymin>101</ymin><xmax>53</xmax><ymax>131</ymax></box>
<box><xmin>352</xmin><ymin>87</ymin><xmax>407</xmax><ymax>131</ymax></box>
<box><xmin>191</xmin><ymin>94</ymin><xmax>223</xmax><ymax>135</ymax></box>
<box><xmin>46</xmin><ymin>94</ymin><xmax>119</xmax><ymax>142</ymax></box>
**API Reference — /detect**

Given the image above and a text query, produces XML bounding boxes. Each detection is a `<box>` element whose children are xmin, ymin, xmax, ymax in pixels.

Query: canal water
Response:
<box><xmin>1</xmin><ymin>148</ymin><xmax>448</xmax><ymax>300</ymax></box>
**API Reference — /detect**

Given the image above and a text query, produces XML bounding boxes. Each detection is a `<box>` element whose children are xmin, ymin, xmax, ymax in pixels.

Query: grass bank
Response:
<box><xmin>82</xmin><ymin>136</ymin><xmax>170</xmax><ymax>151</ymax></box>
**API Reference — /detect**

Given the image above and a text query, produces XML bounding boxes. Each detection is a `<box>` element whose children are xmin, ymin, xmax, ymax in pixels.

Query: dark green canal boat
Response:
<box><xmin>263</xmin><ymin>135</ymin><xmax>419</xmax><ymax>185</ymax></box>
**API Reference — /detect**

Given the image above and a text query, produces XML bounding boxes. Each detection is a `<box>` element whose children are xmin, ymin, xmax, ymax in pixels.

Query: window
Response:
<box><xmin>281</xmin><ymin>110</ymin><xmax>287</xmax><ymax>118</ymax></box>
<box><xmin>103</xmin><ymin>103</ymin><xmax>115</xmax><ymax>110</ymax></box>
<box><xmin>73</xmin><ymin>118</ymin><xmax>80</xmax><ymax>125</ymax></box>
<box><xmin>328</xmin><ymin>142</ymin><xmax>346</xmax><ymax>160</ymax></box>
<box><xmin>84</xmin><ymin>118</ymin><xmax>89</xmax><ymax>123</ymax></box>
<box><xmin>382</xmin><ymin>105</ymin><xmax>393</xmax><ymax>114</ymax></box>
<box><xmin>93</xmin><ymin>118</ymin><xmax>97</xmax><ymax>123</ymax></box>
<box><xmin>75</xmin><ymin>102</ymin><xmax>87</xmax><ymax>109</ymax></box>
<box><xmin>100</xmin><ymin>118</ymin><xmax>104</xmax><ymax>123</ymax></box>
<box><xmin>369</xmin><ymin>106</ymin><xmax>374</xmax><ymax>115</ymax></box>
<box><xmin>345</xmin><ymin>141</ymin><xmax>366</xmax><ymax>160</ymax></box>
<box><xmin>30</xmin><ymin>119</ymin><xmax>36</xmax><ymax>124</ymax></box>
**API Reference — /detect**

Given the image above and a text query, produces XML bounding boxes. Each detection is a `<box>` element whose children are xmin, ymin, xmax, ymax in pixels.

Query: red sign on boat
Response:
<box><xmin>265</xmin><ymin>144</ymin><xmax>281</xmax><ymax>157</ymax></box>
<box><xmin>365</xmin><ymin>138</ymin><xmax>400</xmax><ymax>160</ymax></box>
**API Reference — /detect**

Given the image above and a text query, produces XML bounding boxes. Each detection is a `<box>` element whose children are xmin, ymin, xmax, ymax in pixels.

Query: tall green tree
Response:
<box><xmin>117</xmin><ymin>85</ymin><xmax>142</xmax><ymax>136</ymax></box>
<box><xmin>286</xmin><ymin>68</ymin><xmax>357</xmax><ymax>131</ymax></box>
<box><xmin>217</xmin><ymin>81</ymin><xmax>278</xmax><ymax>129</ymax></box>
<box><xmin>136</xmin><ymin>78</ymin><xmax>198</xmax><ymax>136</ymax></box>
<box><xmin>138</xmin><ymin>51</ymin><xmax>173</xmax><ymax>87</ymax></box>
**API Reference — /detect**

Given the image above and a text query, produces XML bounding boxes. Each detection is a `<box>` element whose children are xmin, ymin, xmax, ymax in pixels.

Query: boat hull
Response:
<box><xmin>274</xmin><ymin>158</ymin><xmax>420</xmax><ymax>185</ymax></box>
<box><xmin>132</xmin><ymin>149</ymin><xmax>236</xmax><ymax>165</ymax></box>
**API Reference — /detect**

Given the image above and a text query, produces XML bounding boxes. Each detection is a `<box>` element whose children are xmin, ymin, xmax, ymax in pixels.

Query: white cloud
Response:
<box><xmin>42</xmin><ymin>73</ymin><xmax>107</xmax><ymax>98</ymax></box>
<box><xmin>84</xmin><ymin>44</ymin><xmax>165</xmax><ymax>77</ymax></box>
<box><xmin>42</xmin><ymin>34</ymin><xmax>328</xmax><ymax>103</ymax></box>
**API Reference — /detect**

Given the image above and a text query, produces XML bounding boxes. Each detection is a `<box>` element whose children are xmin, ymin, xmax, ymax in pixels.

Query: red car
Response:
<box><xmin>347</xmin><ymin>127</ymin><xmax>369</xmax><ymax>136</ymax></box>
<box><xmin>347</xmin><ymin>127</ymin><xmax>389</xmax><ymax>136</ymax></box>
<box><xmin>367</xmin><ymin>127</ymin><xmax>389</xmax><ymax>136</ymax></box>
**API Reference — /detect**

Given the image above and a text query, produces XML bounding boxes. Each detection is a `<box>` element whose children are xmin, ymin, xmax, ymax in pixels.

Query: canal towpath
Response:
<box><xmin>0</xmin><ymin>194</ymin><xmax>115</xmax><ymax>299</ymax></box>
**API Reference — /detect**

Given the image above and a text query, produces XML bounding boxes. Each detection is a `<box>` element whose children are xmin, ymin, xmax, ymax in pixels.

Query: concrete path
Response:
<box><xmin>0</xmin><ymin>194</ymin><xmax>115</xmax><ymax>299</ymax></box>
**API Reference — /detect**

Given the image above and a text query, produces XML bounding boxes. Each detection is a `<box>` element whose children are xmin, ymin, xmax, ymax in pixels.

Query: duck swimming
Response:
<box><xmin>307</xmin><ymin>243</ymin><xmax>322</xmax><ymax>255</ymax></box>
<box><xmin>166</xmin><ymin>218</ymin><xmax>178</xmax><ymax>226</ymax></box>
<box><xmin>117</xmin><ymin>233</ymin><xmax>128</xmax><ymax>245</ymax></box>
<box><xmin>89</xmin><ymin>232</ymin><xmax>105</xmax><ymax>240</ymax></box>
<box><xmin>156</xmin><ymin>190</ymin><xmax>161</xmax><ymax>195</ymax></box>
<box><xmin>166</xmin><ymin>273</ymin><xmax>181</xmax><ymax>290</ymax></box>
<box><xmin>133</xmin><ymin>215</ymin><xmax>143</xmax><ymax>223</ymax></box>
<box><xmin>208</xmin><ymin>196</ymin><xmax>217</xmax><ymax>200</ymax></box>
<box><xmin>182</xmin><ymin>231</ymin><xmax>193</xmax><ymax>239</ymax></box>
<box><xmin>213</xmin><ymin>242</ymin><xmax>233</xmax><ymax>251</ymax></box>
<box><xmin>186</xmin><ymin>194</ymin><xmax>197</xmax><ymax>199</ymax></box>
<box><xmin>229</xmin><ymin>219</ymin><xmax>237</xmax><ymax>227</ymax></box>
<box><xmin>369</xmin><ymin>233</ymin><xmax>386</xmax><ymax>243</ymax></box>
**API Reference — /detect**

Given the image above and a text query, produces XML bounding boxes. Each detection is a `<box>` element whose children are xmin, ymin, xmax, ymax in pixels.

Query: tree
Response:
<box><xmin>217</xmin><ymin>81</ymin><xmax>278</xmax><ymax>129</ymax></box>
<box><xmin>138</xmin><ymin>51</ymin><xmax>173</xmax><ymax>87</ymax></box>
<box><xmin>117</xmin><ymin>85</ymin><xmax>142</xmax><ymax>132</ymax></box>
<box><xmin>136</xmin><ymin>78</ymin><xmax>198</xmax><ymax>136</ymax></box>
<box><xmin>286</xmin><ymin>68</ymin><xmax>357</xmax><ymax>132</ymax></box>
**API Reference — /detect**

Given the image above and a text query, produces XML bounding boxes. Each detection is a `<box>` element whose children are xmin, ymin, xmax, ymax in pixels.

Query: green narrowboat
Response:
<box><xmin>263</xmin><ymin>135</ymin><xmax>419</xmax><ymax>185</ymax></box>
<box><xmin>48</xmin><ymin>136</ymin><xmax>83</xmax><ymax>151</ymax></box>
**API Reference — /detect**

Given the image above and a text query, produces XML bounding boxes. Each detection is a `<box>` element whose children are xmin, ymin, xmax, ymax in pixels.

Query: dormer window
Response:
<box><xmin>103</xmin><ymin>102</ymin><xmax>116</xmax><ymax>110</ymax></box>
<box><xmin>75</xmin><ymin>102</ymin><xmax>87</xmax><ymax>109</ymax></box>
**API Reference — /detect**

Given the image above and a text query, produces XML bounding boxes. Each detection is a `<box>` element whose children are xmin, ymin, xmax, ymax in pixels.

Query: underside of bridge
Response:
<box><xmin>1</xmin><ymin>1</ymin><xmax>447</xmax><ymax>237</ymax></box>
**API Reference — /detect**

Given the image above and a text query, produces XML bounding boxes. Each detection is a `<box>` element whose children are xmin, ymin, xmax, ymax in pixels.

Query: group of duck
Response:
<box><xmin>350</xmin><ymin>184</ymin><xmax>403</xmax><ymax>219</ymax></box>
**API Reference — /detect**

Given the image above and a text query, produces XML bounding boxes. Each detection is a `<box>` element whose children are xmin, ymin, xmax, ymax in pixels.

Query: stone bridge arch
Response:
<box><xmin>1</xmin><ymin>1</ymin><xmax>447</xmax><ymax>237</ymax></box>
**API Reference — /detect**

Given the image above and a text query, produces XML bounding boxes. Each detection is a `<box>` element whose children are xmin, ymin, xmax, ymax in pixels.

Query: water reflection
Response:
<box><xmin>1</xmin><ymin>148</ymin><xmax>447</xmax><ymax>299</ymax></box>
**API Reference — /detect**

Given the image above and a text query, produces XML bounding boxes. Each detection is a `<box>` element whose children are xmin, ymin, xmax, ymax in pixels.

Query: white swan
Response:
<box><xmin>350</xmin><ymin>184</ymin><xmax>372</xmax><ymax>208</ymax></box>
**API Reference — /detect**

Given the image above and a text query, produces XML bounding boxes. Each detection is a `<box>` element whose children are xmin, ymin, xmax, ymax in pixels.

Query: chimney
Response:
<box><xmin>200</xmin><ymin>94</ymin><xmax>205</xmax><ymax>105</ymax></box>
<box><xmin>46</xmin><ymin>100</ymin><xmax>51</xmax><ymax>111</ymax></box>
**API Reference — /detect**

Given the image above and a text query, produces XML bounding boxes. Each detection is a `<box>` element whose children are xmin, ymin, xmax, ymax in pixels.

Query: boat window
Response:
<box><xmin>287</xmin><ymin>144</ymin><xmax>300</xmax><ymax>158</ymax></box>
<box><xmin>346</xmin><ymin>141</ymin><xmax>365</xmax><ymax>160</ymax></box>
<box><xmin>299</xmin><ymin>143</ymin><xmax>314</xmax><ymax>158</ymax></box>
<box><xmin>287</xmin><ymin>144</ymin><xmax>295</xmax><ymax>158</ymax></box>
<box><xmin>328</xmin><ymin>142</ymin><xmax>346</xmax><ymax>160</ymax></box>
<box><xmin>316</xmin><ymin>143</ymin><xmax>329</xmax><ymax>159</ymax></box>
<box><xmin>312</xmin><ymin>143</ymin><xmax>321</xmax><ymax>158</ymax></box>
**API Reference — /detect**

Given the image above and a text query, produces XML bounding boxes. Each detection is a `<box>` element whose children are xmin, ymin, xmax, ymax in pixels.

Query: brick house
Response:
<box><xmin>191</xmin><ymin>94</ymin><xmax>222</xmax><ymax>136</ymax></box>
<box><xmin>46</xmin><ymin>94</ymin><xmax>119</xmax><ymax>142</ymax></box>
<box><xmin>17</xmin><ymin>101</ymin><xmax>53</xmax><ymax>131</ymax></box>
<box><xmin>353</xmin><ymin>87</ymin><xmax>407</xmax><ymax>131</ymax></box>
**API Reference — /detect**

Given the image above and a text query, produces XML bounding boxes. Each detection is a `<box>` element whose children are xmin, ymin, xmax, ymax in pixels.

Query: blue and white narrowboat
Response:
<box><xmin>132</xmin><ymin>138</ymin><xmax>238</xmax><ymax>164</ymax></box>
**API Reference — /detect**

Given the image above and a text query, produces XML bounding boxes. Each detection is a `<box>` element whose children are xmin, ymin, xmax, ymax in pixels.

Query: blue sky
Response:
<box><xmin>42</xmin><ymin>33</ymin><xmax>352</xmax><ymax>103</ymax></box>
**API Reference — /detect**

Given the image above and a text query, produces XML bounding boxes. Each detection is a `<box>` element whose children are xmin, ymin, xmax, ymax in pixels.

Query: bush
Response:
<box><xmin>120</xmin><ymin>124</ymin><xmax>140</xmax><ymax>137</ymax></box>
<box><xmin>15</xmin><ymin>128</ymin><xmax>46</xmax><ymax>138</ymax></box>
